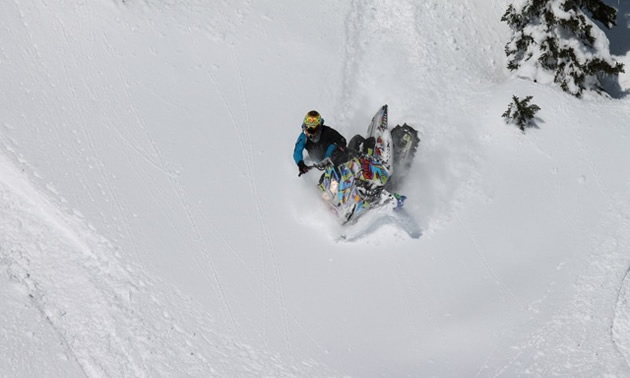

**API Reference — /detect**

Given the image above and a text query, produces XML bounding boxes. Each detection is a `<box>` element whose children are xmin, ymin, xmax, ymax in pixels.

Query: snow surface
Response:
<box><xmin>1</xmin><ymin>0</ymin><xmax>630</xmax><ymax>376</ymax></box>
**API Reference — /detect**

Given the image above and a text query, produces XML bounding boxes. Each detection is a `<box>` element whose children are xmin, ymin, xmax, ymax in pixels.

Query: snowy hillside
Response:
<box><xmin>1</xmin><ymin>0</ymin><xmax>630</xmax><ymax>376</ymax></box>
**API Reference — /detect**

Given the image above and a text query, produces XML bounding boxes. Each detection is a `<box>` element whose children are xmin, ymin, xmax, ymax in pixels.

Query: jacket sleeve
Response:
<box><xmin>293</xmin><ymin>133</ymin><xmax>307</xmax><ymax>165</ymax></box>
<box><xmin>322</xmin><ymin>127</ymin><xmax>346</xmax><ymax>159</ymax></box>
<box><xmin>337</xmin><ymin>133</ymin><xmax>347</xmax><ymax>148</ymax></box>
<box><xmin>330</xmin><ymin>128</ymin><xmax>347</xmax><ymax>148</ymax></box>
<box><xmin>323</xmin><ymin>144</ymin><xmax>337</xmax><ymax>159</ymax></box>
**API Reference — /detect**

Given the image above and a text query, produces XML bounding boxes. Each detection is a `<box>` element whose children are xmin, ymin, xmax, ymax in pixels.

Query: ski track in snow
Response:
<box><xmin>0</xmin><ymin>153</ymin><xmax>332</xmax><ymax>376</ymax></box>
<box><xmin>612</xmin><ymin>175</ymin><xmax>630</xmax><ymax>370</ymax></box>
<box><xmin>205</xmin><ymin>42</ymin><xmax>294</xmax><ymax>355</ymax></box>
<box><xmin>3</xmin><ymin>0</ymin><xmax>630</xmax><ymax>375</ymax></box>
<box><xmin>485</xmin><ymin>159</ymin><xmax>630</xmax><ymax>376</ymax></box>
<box><xmin>51</xmin><ymin>3</ymin><xmax>257</xmax><ymax>364</ymax></box>
<box><xmin>615</xmin><ymin>264</ymin><xmax>630</xmax><ymax>369</ymax></box>
<box><xmin>230</xmin><ymin>46</ymin><xmax>293</xmax><ymax>354</ymax></box>
<box><xmin>0</xmin><ymin>155</ymin><xmax>170</xmax><ymax>376</ymax></box>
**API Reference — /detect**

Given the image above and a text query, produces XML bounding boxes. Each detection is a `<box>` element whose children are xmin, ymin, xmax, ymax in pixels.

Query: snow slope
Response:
<box><xmin>1</xmin><ymin>0</ymin><xmax>630</xmax><ymax>376</ymax></box>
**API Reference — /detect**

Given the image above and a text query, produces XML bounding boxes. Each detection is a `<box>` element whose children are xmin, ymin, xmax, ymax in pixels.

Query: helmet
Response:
<box><xmin>303</xmin><ymin>110</ymin><xmax>323</xmax><ymax>142</ymax></box>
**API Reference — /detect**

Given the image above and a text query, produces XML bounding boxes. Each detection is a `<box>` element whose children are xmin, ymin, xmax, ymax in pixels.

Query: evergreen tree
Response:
<box><xmin>502</xmin><ymin>0</ymin><xmax>624</xmax><ymax>97</ymax></box>
<box><xmin>503</xmin><ymin>95</ymin><xmax>541</xmax><ymax>132</ymax></box>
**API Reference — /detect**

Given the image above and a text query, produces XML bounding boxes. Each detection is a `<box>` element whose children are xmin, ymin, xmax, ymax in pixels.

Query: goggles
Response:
<box><xmin>303</xmin><ymin>123</ymin><xmax>321</xmax><ymax>137</ymax></box>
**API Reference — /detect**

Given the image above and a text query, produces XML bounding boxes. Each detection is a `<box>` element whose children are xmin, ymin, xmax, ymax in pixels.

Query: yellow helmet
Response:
<box><xmin>303</xmin><ymin>110</ymin><xmax>322</xmax><ymax>130</ymax></box>
<box><xmin>302</xmin><ymin>110</ymin><xmax>323</xmax><ymax>141</ymax></box>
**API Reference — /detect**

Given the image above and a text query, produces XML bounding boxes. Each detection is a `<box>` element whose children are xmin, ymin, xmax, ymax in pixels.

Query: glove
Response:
<box><xmin>298</xmin><ymin>161</ymin><xmax>310</xmax><ymax>176</ymax></box>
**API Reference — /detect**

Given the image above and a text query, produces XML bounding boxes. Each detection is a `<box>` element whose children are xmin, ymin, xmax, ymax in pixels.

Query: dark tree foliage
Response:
<box><xmin>572</xmin><ymin>0</ymin><xmax>617</xmax><ymax>28</ymax></box>
<box><xmin>502</xmin><ymin>0</ymin><xmax>624</xmax><ymax>97</ymax></box>
<box><xmin>502</xmin><ymin>95</ymin><xmax>541</xmax><ymax>132</ymax></box>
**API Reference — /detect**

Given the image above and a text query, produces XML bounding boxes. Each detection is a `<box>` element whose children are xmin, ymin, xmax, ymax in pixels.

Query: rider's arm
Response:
<box><xmin>330</xmin><ymin>127</ymin><xmax>347</xmax><ymax>148</ymax></box>
<box><xmin>322</xmin><ymin>127</ymin><xmax>346</xmax><ymax>160</ymax></box>
<box><xmin>293</xmin><ymin>133</ymin><xmax>307</xmax><ymax>165</ymax></box>
<box><xmin>323</xmin><ymin>144</ymin><xmax>337</xmax><ymax>160</ymax></box>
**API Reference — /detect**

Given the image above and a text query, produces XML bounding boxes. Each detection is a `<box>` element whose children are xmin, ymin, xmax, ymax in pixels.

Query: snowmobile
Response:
<box><xmin>309</xmin><ymin>105</ymin><xmax>420</xmax><ymax>224</ymax></box>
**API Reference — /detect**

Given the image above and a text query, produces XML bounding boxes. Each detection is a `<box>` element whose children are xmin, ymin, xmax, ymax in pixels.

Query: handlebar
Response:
<box><xmin>298</xmin><ymin>158</ymin><xmax>334</xmax><ymax>176</ymax></box>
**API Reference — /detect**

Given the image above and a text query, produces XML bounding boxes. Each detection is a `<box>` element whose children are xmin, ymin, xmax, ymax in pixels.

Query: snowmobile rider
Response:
<box><xmin>293</xmin><ymin>110</ymin><xmax>347</xmax><ymax>176</ymax></box>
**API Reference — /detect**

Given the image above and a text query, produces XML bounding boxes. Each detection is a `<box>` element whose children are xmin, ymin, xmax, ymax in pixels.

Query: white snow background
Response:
<box><xmin>2</xmin><ymin>0</ymin><xmax>630</xmax><ymax>376</ymax></box>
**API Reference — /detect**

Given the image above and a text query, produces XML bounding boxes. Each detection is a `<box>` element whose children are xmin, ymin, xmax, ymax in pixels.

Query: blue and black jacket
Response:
<box><xmin>293</xmin><ymin>125</ymin><xmax>347</xmax><ymax>167</ymax></box>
